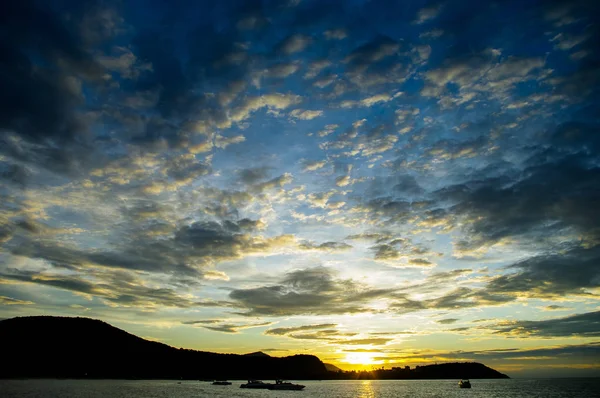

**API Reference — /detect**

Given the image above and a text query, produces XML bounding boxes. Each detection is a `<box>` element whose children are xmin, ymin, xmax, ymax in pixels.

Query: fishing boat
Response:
<box><xmin>240</xmin><ymin>380</ymin><xmax>273</xmax><ymax>389</ymax></box>
<box><xmin>459</xmin><ymin>379</ymin><xmax>471</xmax><ymax>388</ymax></box>
<box><xmin>267</xmin><ymin>380</ymin><xmax>305</xmax><ymax>390</ymax></box>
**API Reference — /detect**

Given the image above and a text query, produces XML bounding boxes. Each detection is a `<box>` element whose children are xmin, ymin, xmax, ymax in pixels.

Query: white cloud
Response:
<box><xmin>279</xmin><ymin>34</ymin><xmax>312</xmax><ymax>54</ymax></box>
<box><xmin>264</xmin><ymin>62</ymin><xmax>301</xmax><ymax>79</ymax></box>
<box><xmin>303</xmin><ymin>160</ymin><xmax>327</xmax><ymax>172</ymax></box>
<box><xmin>340</xmin><ymin>93</ymin><xmax>399</xmax><ymax>108</ymax></box>
<box><xmin>324</xmin><ymin>29</ymin><xmax>347</xmax><ymax>40</ymax></box>
<box><xmin>419</xmin><ymin>29</ymin><xmax>444</xmax><ymax>39</ymax></box>
<box><xmin>230</xmin><ymin>93</ymin><xmax>302</xmax><ymax>122</ymax></box>
<box><xmin>317</xmin><ymin>124</ymin><xmax>339</xmax><ymax>137</ymax></box>
<box><xmin>414</xmin><ymin>45</ymin><xmax>432</xmax><ymax>62</ymax></box>
<box><xmin>551</xmin><ymin>33</ymin><xmax>588</xmax><ymax>51</ymax></box>
<box><xmin>215</xmin><ymin>134</ymin><xmax>245</xmax><ymax>149</ymax></box>
<box><xmin>335</xmin><ymin>175</ymin><xmax>352</xmax><ymax>187</ymax></box>
<box><xmin>314</xmin><ymin>74</ymin><xmax>337</xmax><ymax>88</ymax></box>
<box><xmin>414</xmin><ymin>5</ymin><xmax>442</xmax><ymax>24</ymax></box>
<box><xmin>304</xmin><ymin>60</ymin><xmax>331</xmax><ymax>79</ymax></box>
<box><xmin>290</xmin><ymin>109</ymin><xmax>324</xmax><ymax>120</ymax></box>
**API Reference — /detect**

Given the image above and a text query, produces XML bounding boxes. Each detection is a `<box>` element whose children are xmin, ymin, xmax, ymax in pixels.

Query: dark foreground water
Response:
<box><xmin>2</xmin><ymin>379</ymin><xmax>599</xmax><ymax>397</ymax></box>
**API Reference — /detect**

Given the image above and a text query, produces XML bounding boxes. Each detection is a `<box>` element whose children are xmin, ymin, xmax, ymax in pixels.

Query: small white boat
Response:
<box><xmin>459</xmin><ymin>379</ymin><xmax>471</xmax><ymax>388</ymax></box>
<box><xmin>267</xmin><ymin>380</ymin><xmax>305</xmax><ymax>390</ymax></box>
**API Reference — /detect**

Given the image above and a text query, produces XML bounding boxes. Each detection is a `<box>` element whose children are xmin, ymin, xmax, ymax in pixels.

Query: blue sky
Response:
<box><xmin>1</xmin><ymin>0</ymin><xmax>599</xmax><ymax>376</ymax></box>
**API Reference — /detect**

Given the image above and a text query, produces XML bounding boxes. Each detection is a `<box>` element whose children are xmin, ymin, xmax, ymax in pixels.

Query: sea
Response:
<box><xmin>1</xmin><ymin>379</ymin><xmax>599</xmax><ymax>398</ymax></box>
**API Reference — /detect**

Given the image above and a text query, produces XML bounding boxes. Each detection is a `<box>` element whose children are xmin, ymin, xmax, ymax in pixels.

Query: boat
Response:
<box><xmin>212</xmin><ymin>380</ymin><xmax>232</xmax><ymax>385</ymax></box>
<box><xmin>240</xmin><ymin>380</ymin><xmax>273</xmax><ymax>389</ymax></box>
<box><xmin>459</xmin><ymin>379</ymin><xmax>471</xmax><ymax>388</ymax></box>
<box><xmin>267</xmin><ymin>380</ymin><xmax>306</xmax><ymax>390</ymax></box>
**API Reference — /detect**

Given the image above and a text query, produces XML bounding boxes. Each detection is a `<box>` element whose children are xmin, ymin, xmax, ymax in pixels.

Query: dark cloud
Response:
<box><xmin>438</xmin><ymin>155</ymin><xmax>600</xmax><ymax>251</ymax></box>
<box><xmin>0</xmin><ymin>1</ymin><xmax>105</xmax><ymax>173</ymax></box>
<box><xmin>491</xmin><ymin>311</ymin><xmax>600</xmax><ymax>338</ymax></box>
<box><xmin>332</xmin><ymin>337</ymin><xmax>392</xmax><ymax>346</ymax></box>
<box><xmin>460</xmin><ymin>342</ymin><xmax>600</xmax><ymax>361</ymax></box>
<box><xmin>230</xmin><ymin>267</ymin><xmax>394</xmax><ymax>316</ymax></box>
<box><xmin>182</xmin><ymin>319</ymin><xmax>222</xmax><ymax>325</ymax></box>
<box><xmin>0</xmin><ymin>296</ymin><xmax>34</xmax><ymax>305</ymax></box>
<box><xmin>436</xmin><ymin>318</ymin><xmax>459</xmax><ymax>324</ymax></box>
<box><xmin>237</xmin><ymin>166</ymin><xmax>272</xmax><ymax>185</ymax></box>
<box><xmin>373</xmin><ymin>244</ymin><xmax>400</xmax><ymax>260</ymax></box>
<box><xmin>299</xmin><ymin>241</ymin><xmax>352</xmax><ymax>251</ymax></box>
<box><xmin>265</xmin><ymin>323</ymin><xmax>337</xmax><ymax>336</ymax></box>
<box><xmin>484</xmin><ymin>246</ymin><xmax>600</xmax><ymax>298</ymax></box>
<box><xmin>373</xmin><ymin>342</ymin><xmax>600</xmax><ymax>363</ymax></box>
<box><xmin>0</xmin><ymin>268</ymin><xmax>220</xmax><ymax>309</ymax></box>
<box><xmin>543</xmin><ymin>305</ymin><xmax>570</xmax><ymax>311</ymax></box>
<box><xmin>184</xmin><ymin>319</ymin><xmax>273</xmax><ymax>334</ymax></box>
<box><xmin>4</xmin><ymin>218</ymin><xmax>281</xmax><ymax>283</ymax></box>
<box><xmin>286</xmin><ymin>330</ymin><xmax>358</xmax><ymax>341</ymax></box>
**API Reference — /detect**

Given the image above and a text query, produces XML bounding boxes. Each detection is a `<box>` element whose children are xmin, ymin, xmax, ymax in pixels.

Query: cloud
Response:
<box><xmin>277</xmin><ymin>34</ymin><xmax>312</xmax><ymax>54</ymax></box>
<box><xmin>551</xmin><ymin>33</ymin><xmax>589</xmax><ymax>50</ymax></box>
<box><xmin>542</xmin><ymin>305</ymin><xmax>571</xmax><ymax>311</ymax></box>
<box><xmin>229</xmin><ymin>267</ymin><xmax>394</xmax><ymax>316</ymax></box>
<box><xmin>238</xmin><ymin>166</ymin><xmax>272</xmax><ymax>184</ymax></box>
<box><xmin>184</xmin><ymin>319</ymin><xmax>273</xmax><ymax>333</ymax></box>
<box><xmin>230</xmin><ymin>93</ymin><xmax>302</xmax><ymax>123</ymax></box>
<box><xmin>343</xmin><ymin>36</ymin><xmax>400</xmax><ymax>76</ymax></box>
<box><xmin>436</xmin><ymin>318</ymin><xmax>459</xmax><ymax>324</ymax></box>
<box><xmin>302</xmin><ymin>160</ymin><xmax>327</xmax><ymax>172</ymax></box>
<box><xmin>0</xmin><ymin>268</ymin><xmax>228</xmax><ymax>309</ymax></box>
<box><xmin>373</xmin><ymin>342</ymin><xmax>600</xmax><ymax>364</ymax></box>
<box><xmin>413</xmin><ymin>5</ymin><xmax>443</xmax><ymax>24</ymax></box>
<box><xmin>290</xmin><ymin>109</ymin><xmax>324</xmax><ymax>120</ymax></box>
<box><xmin>324</xmin><ymin>29</ymin><xmax>347</xmax><ymax>40</ymax></box>
<box><xmin>422</xmin><ymin>54</ymin><xmax>546</xmax><ymax>104</ymax></box>
<box><xmin>299</xmin><ymin>241</ymin><xmax>353</xmax><ymax>251</ymax></box>
<box><xmin>251</xmin><ymin>173</ymin><xmax>294</xmax><ymax>193</ymax></box>
<box><xmin>306</xmin><ymin>191</ymin><xmax>336</xmax><ymax>208</ymax></box>
<box><xmin>439</xmin><ymin>154</ymin><xmax>600</xmax><ymax>252</ymax></box>
<box><xmin>265</xmin><ymin>323</ymin><xmax>337</xmax><ymax>336</ymax></box>
<box><xmin>332</xmin><ymin>338</ymin><xmax>393</xmax><ymax>346</ymax></box>
<box><xmin>304</xmin><ymin>60</ymin><xmax>331</xmax><ymax>79</ymax></box>
<box><xmin>340</xmin><ymin>93</ymin><xmax>398</xmax><ymax>108</ymax></box>
<box><xmin>482</xmin><ymin>246</ymin><xmax>600</xmax><ymax>299</ymax></box>
<box><xmin>489</xmin><ymin>311</ymin><xmax>600</xmax><ymax>338</ymax></box>
<box><xmin>0</xmin><ymin>1</ymin><xmax>106</xmax><ymax>173</ymax></box>
<box><xmin>0</xmin><ymin>296</ymin><xmax>34</xmax><ymax>305</ymax></box>
<box><xmin>313</xmin><ymin>74</ymin><xmax>337</xmax><ymax>88</ymax></box>
<box><xmin>4</xmin><ymin>217</ymin><xmax>295</xmax><ymax>291</ymax></box>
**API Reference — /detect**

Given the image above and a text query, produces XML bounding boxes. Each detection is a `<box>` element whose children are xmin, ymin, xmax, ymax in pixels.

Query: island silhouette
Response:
<box><xmin>0</xmin><ymin>316</ymin><xmax>509</xmax><ymax>380</ymax></box>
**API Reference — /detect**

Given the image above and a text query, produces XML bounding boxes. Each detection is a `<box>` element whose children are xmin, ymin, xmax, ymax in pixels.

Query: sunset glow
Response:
<box><xmin>1</xmin><ymin>0</ymin><xmax>599</xmax><ymax>378</ymax></box>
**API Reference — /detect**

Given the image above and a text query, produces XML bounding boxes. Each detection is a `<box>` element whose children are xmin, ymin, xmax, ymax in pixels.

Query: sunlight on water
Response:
<box><xmin>2</xmin><ymin>379</ymin><xmax>600</xmax><ymax>398</ymax></box>
<box><xmin>358</xmin><ymin>380</ymin><xmax>375</xmax><ymax>398</ymax></box>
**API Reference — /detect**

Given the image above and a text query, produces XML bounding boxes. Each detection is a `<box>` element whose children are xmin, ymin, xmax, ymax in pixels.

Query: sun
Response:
<box><xmin>343</xmin><ymin>352</ymin><xmax>384</xmax><ymax>366</ymax></box>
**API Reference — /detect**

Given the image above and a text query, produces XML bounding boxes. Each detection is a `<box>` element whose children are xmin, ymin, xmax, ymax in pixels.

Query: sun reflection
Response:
<box><xmin>358</xmin><ymin>380</ymin><xmax>375</xmax><ymax>398</ymax></box>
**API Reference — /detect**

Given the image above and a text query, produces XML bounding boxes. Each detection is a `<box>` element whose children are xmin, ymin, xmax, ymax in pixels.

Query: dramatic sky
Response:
<box><xmin>1</xmin><ymin>0</ymin><xmax>599</xmax><ymax>377</ymax></box>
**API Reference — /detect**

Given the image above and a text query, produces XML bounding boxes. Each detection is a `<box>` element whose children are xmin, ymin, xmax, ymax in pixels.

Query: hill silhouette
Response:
<box><xmin>0</xmin><ymin>316</ymin><xmax>509</xmax><ymax>380</ymax></box>
<box><xmin>243</xmin><ymin>351</ymin><xmax>271</xmax><ymax>357</ymax></box>
<box><xmin>324</xmin><ymin>363</ymin><xmax>343</xmax><ymax>372</ymax></box>
<box><xmin>0</xmin><ymin>316</ymin><xmax>325</xmax><ymax>379</ymax></box>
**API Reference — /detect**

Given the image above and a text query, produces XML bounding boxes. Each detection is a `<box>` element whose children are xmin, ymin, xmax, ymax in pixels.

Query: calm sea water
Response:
<box><xmin>1</xmin><ymin>379</ymin><xmax>599</xmax><ymax>397</ymax></box>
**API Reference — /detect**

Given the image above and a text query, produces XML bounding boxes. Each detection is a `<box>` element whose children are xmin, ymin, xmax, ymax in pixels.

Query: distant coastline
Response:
<box><xmin>0</xmin><ymin>316</ymin><xmax>509</xmax><ymax>380</ymax></box>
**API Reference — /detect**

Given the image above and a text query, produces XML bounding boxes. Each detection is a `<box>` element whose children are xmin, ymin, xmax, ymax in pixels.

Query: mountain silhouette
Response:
<box><xmin>0</xmin><ymin>316</ymin><xmax>509</xmax><ymax>380</ymax></box>
<box><xmin>243</xmin><ymin>351</ymin><xmax>271</xmax><ymax>357</ymax></box>
<box><xmin>0</xmin><ymin>316</ymin><xmax>326</xmax><ymax>379</ymax></box>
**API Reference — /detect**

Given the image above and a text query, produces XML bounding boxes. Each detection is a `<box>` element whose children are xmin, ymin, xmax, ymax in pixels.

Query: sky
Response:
<box><xmin>0</xmin><ymin>0</ymin><xmax>599</xmax><ymax>377</ymax></box>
